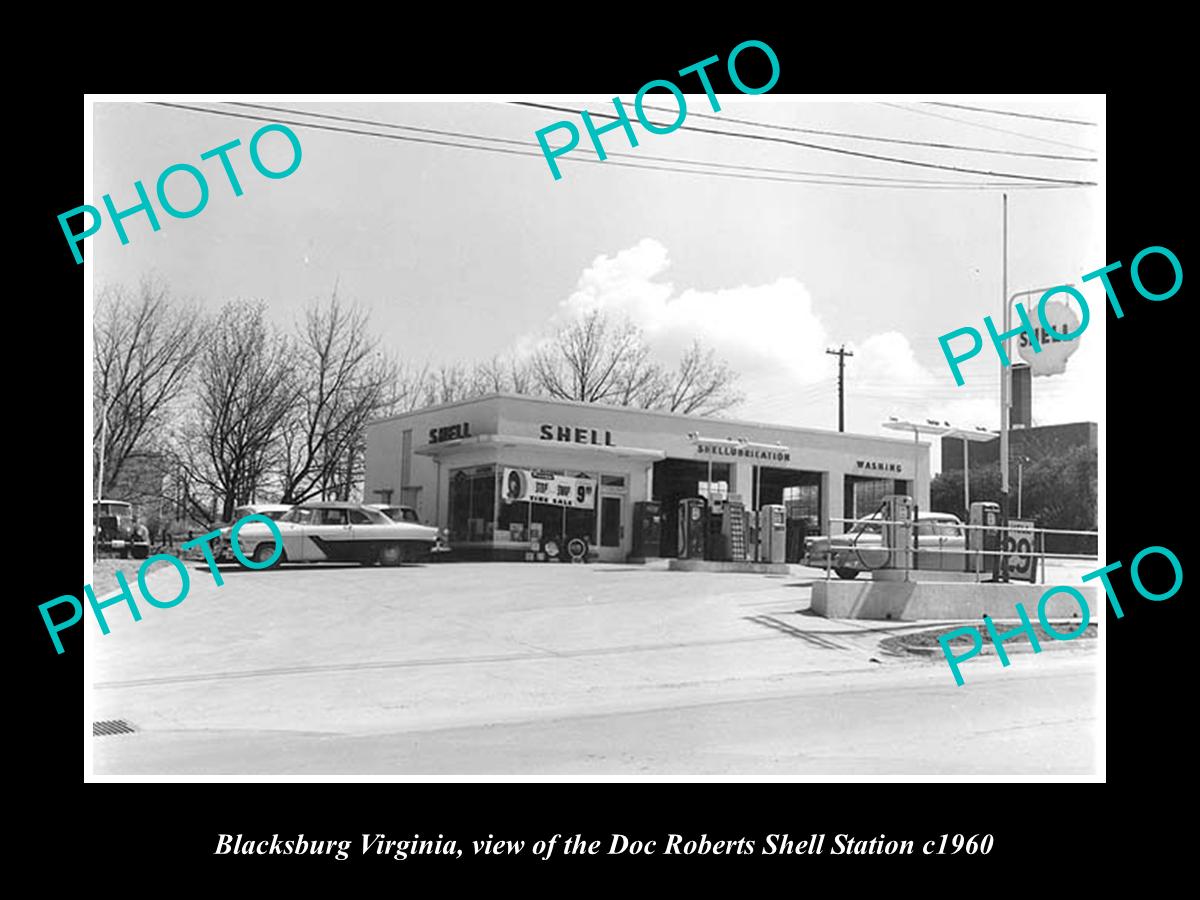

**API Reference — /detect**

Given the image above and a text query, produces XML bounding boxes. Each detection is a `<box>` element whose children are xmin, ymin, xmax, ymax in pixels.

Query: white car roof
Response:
<box><xmin>859</xmin><ymin>510</ymin><xmax>962</xmax><ymax>522</ymax></box>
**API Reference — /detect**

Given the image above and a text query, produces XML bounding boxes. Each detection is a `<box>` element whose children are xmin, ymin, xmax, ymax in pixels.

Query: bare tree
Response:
<box><xmin>471</xmin><ymin>356</ymin><xmax>510</xmax><ymax>395</ymax></box>
<box><xmin>434</xmin><ymin>363</ymin><xmax>471</xmax><ymax>405</ymax></box>
<box><xmin>532</xmin><ymin>309</ymin><xmax>658</xmax><ymax>404</ymax></box>
<box><xmin>92</xmin><ymin>280</ymin><xmax>204</xmax><ymax>497</ymax></box>
<box><xmin>379</xmin><ymin>361</ymin><xmax>434</xmax><ymax>416</ymax></box>
<box><xmin>466</xmin><ymin>353</ymin><xmax>539</xmax><ymax>397</ymax></box>
<box><xmin>659</xmin><ymin>340</ymin><xmax>744</xmax><ymax>415</ymax></box>
<box><xmin>276</xmin><ymin>296</ymin><xmax>398</xmax><ymax>504</ymax></box>
<box><xmin>508</xmin><ymin>355</ymin><xmax>536</xmax><ymax>394</ymax></box>
<box><xmin>185</xmin><ymin>302</ymin><xmax>295</xmax><ymax>522</ymax></box>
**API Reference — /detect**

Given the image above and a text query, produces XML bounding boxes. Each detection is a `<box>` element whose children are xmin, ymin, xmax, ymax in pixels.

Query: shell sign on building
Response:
<box><xmin>1017</xmin><ymin>297</ymin><xmax>1082</xmax><ymax>376</ymax></box>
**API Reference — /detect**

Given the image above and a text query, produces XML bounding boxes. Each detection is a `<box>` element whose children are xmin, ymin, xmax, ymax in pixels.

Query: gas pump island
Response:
<box><xmin>673</xmin><ymin>495</ymin><xmax>790</xmax><ymax>571</ymax></box>
<box><xmin>810</xmin><ymin>495</ymin><xmax>1099</xmax><ymax>622</ymax></box>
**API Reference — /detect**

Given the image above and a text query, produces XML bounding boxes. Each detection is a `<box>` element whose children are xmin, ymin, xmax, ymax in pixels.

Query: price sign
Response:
<box><xmin>1003</xmin><ymin>519</ymin><xmax>1038</xmax><ymax>583</ymax></box>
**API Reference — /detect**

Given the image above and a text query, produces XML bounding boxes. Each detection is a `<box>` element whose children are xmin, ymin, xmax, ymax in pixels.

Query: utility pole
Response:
<box><xmin>826</xmin><ymin>345</ymin><xmax>854</xmax><ymax>432</ymax></box>
<box><xmin>999</xmin><ymin>192</ymin><xmax>1010</xmax><ymax>521</ymax></box>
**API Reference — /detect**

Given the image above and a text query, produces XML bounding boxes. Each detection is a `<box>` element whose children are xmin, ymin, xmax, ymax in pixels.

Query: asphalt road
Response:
<box><xmin>90</xmin><ymin>561</ymin><xmax>1099</xmax><ymax>776</ymax></box>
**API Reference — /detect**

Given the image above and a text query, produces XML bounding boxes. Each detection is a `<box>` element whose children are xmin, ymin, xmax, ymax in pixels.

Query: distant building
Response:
<box><xmin>941</xmin><ymin>421</ymin><xmax>1097</xmax><ymax>472</ymax></box>
<box><xmin>105</xmin><ymin>451</ymin><xmax>171</xmax><ymax>519</ymax></box>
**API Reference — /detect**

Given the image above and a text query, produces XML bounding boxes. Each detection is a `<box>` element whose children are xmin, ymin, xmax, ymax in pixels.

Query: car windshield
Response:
<box><xmin>282</xmin><ymin>508</ymin><xmax>316</xmax><ymax>524</ymax></box>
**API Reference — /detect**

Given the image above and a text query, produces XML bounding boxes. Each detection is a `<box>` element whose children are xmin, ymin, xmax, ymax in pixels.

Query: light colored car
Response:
<box><xmin>220</xmin><ymin>501</ymin><xmax>441</xmax><ymax>567</ymax></box>
<box><xmin>366</xmin><ymin>503</ymin><xmax>421</xmax><ymax>523</ymax></box>
<box><xmin>804</xmin><ymin>511</ymin><xmax>967</xmax><ymax>579</ymax></box>
<box><xmin>366</xmin><ymin>503</ymin><xmax>450</xmax><ymax>553</ymax></box>
<box><xmin>232</xmin><ymin>503</ymin><xmax>294</xmax><ymax>522</ymax></box>
<box><xmin>209</xmin><ymin>504</ymin><xmax>294</xmax><ymax>561</ymax></box>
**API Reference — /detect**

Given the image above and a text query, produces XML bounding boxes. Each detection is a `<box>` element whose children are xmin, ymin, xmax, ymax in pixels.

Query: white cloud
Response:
<box><xmin>555</xmin><ymin>238</ymin><xmax>829</xmax><ymax>384</ymax></box>
<box><xmin>521</xmin><ymin>239</ymin><xmax>1102</xmax><ymax>473</ymax></box>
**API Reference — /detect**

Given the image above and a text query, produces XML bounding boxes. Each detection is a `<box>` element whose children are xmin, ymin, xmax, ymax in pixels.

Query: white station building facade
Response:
<box><xmin>364</xmin><ymin>394</ymin><xmax>931</xmax><ymax>562</ymax></box>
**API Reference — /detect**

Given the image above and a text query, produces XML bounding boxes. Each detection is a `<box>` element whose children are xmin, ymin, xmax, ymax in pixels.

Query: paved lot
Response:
<box><xmin>91</xmin><ymin>561</ymin><xmax>1099</xmax><ymax>776</ymax></box>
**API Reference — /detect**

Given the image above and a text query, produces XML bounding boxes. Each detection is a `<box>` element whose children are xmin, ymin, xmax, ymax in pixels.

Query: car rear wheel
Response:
<box><xmin>378</xmin><ymin>543</ymin><xmax>403</xmax><ymax>567</ymax></box>
<box><xmin>835</xmin><ymin>567</ymin><xmax>860</xmax><ymax>580</ymax></box>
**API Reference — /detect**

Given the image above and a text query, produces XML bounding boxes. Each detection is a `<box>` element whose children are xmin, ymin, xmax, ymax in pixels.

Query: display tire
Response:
<box><xmin>835</xmin><ymin>567</ymin><xmax>860</xmax><ymax>580</ymax></box>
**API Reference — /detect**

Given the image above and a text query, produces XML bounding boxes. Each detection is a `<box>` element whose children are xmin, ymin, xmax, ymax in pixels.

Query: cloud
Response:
<box><xmin>523</xmin><ymin>239</ymin><xmax>1101</xmax><ymax>472</ymax></box>
<box><xmin>555</xmin><ymin>238</ymin><xmax>830</xmax><ymax>384</ymax></box>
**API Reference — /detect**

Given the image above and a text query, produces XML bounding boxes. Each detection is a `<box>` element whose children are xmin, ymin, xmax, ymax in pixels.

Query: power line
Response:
<box><xmin>927</xmin><ymin>102</ymin><xmax>1097</xmax><ymax>127</ymax></box>
<box><xmin>634</xmin><ymin>102</ymin><xmax>1095</xmax><ymax>162</ymax></box>
<box><xmin>148</xmin><ymin>102</ymin><xmax>1083</xmax><ymax>191</ymax></box>
<box><xmin>232</xmin><ymin>102</ymin><xmax>1063</xmax><ymax>187</ymax></box>
<box><xmin>514</xmin><ymin>102</ymin><xmax>1095</xmax><ymax>186</ymax></box>
<box><xmin>878</xmin><ymin>102</ymin><xmax>1096</xmax><ymax>153</ymax></box>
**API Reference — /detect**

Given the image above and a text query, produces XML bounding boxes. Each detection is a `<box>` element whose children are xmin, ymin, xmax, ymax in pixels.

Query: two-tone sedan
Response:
<box><xmin>803</xmin><ymin>511</ymin><xmax>968</xmax><ymax>579</ymax></box>
<box><xmin>221</xmin><ymin>501</ymin><xmax>441</xmax><ymax>568</ymax></box>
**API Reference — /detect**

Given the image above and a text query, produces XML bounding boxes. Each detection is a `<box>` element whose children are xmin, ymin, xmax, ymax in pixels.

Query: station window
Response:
<box><xmin>448</xmin><ymin>465</ymin><xmax>498</xmax><ymax>542</ymax></box>
<box><xmin>496</xmin><ymin>468</ymin><xmax>604</xmax><ymax>550</ymax></box>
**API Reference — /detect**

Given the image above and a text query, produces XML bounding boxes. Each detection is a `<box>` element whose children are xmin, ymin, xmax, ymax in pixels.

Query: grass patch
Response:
<box><xmin>881</xmin><ymin>621</ymin><xmax>1097</xmax><ymax>656</ymax></box>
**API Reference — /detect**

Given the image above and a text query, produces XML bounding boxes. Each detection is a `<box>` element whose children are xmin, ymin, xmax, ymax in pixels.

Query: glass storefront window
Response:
<box><xmin>481</xmin><ymin>466</ymin><xmax>614</xmax><ymax>554</ymax></box>
<box><xmin>497</xmin><ymin>497</ymin><xmax>530</xmax><ymax>542</ymax></box>
<box><xmin>448</xmin><ymin>465</ymin><xmax>498</xmax><ymax>542</ymax></box>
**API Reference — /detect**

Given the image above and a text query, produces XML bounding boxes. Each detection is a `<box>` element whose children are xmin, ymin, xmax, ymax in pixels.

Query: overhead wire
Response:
<box><xmin>878</xmin><ymin>102</ymin><xmax>1096</xmax><ymax>153</ymax></box>
<box><xmin>513</xmin><ymin>101</ymin><xmax>1095</xmax><ymax>186</ymax></box>
<box><xmin>926</xmin><ymin>102</ymin><xmax>1097</xmax><ymax>127</ymax></box>
<box><xmin>633</xmin><ymin>101</ymin><xmax>1096</xmax><ymax>161</ymax></box>
<box><xmin>229</xmin><ymin>102</ymin><xmax>1067</xmax><ymax>187</ymax></box>
<box><xmin>149</xmin><ymin>102</ymin><xmax>1086</xmax><ymax>191</ymax></box>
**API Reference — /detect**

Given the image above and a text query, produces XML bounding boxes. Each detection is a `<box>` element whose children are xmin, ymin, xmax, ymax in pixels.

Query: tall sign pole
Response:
<box><xmin>826</xmin><ymin>345</ymin><xmax>854</xmax><ymax>432</ymax></box>
<box><xmin>999</xmin><ymin>193</ymin><xmax>1010</xmax><ymax>520</ymax></box>
<box><xmin>97</xmin><ymin>402</ymin><xmax>108</xmax><ymax>501</ymax></box>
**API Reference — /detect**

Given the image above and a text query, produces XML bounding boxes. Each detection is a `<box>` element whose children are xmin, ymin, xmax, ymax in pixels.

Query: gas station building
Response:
<box><xmin>364</xmin><ymin>394</ymin><xmax>931</xmax><ymax>562</ymax></box>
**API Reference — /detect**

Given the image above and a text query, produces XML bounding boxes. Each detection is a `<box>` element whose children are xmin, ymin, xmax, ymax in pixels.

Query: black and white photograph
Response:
<box><xmin>80</xmin><ymin>89</ymin><xmax>1107</xmax><ymax>779</ymax></box>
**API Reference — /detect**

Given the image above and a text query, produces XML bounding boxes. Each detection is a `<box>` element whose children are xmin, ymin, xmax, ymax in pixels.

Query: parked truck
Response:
<box><xmin>93</xmin><ymin>499</ymin><xmax>150</xmax><ymax>559</ymax></box>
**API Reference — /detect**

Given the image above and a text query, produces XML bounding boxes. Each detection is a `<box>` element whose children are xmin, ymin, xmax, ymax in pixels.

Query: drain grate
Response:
<box><xmin>93</xmin><ymin>719</ymin><xmax>136</xmax><ymax>737</ymax></box>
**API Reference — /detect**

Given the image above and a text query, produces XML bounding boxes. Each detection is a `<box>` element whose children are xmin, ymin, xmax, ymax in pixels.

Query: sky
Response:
<box><xmin>90</xmin><ymin>96</ymin><xmax>1104</xmax><ymax>472</ymax></box>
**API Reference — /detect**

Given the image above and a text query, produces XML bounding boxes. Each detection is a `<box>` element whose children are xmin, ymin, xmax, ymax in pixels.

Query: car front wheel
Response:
<box><xmin>378</xmin><ymin>543</ymin><xmax>403</xmax><ymax>567</ymax></box>
<box><xmin>252</xmin><ymin>543</ymin><xmax>283</xmax><ymax>568</ymax></box>
<box><xmin>835</xmin><ymin>567</ymin><xmax>860</xmax><ymax>580</ymax></box>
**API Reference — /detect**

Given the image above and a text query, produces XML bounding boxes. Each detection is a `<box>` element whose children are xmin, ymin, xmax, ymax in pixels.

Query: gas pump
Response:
<box><xmin>968</xmin><ymin>501</ymin><xmax>1002</xmax><ymax>578</ymax></box>
<box><xmin>757</xmin><ymin>504</ymin><xmax>787</xmax><ymax>563</ymax></box>
<box><xmin>722</xmin><ymin>495</ymin><xmax>747</xmax><ymax>561</ymax></box>
<box><xmin>677</xmin><ymin>497</ymin><xmax>708</xmax><ymax>560</ymax></box>
<box><xmin>882</xmin><ymin>494</ymin><xmax>915</xmax><ymax>570</ymax></box>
